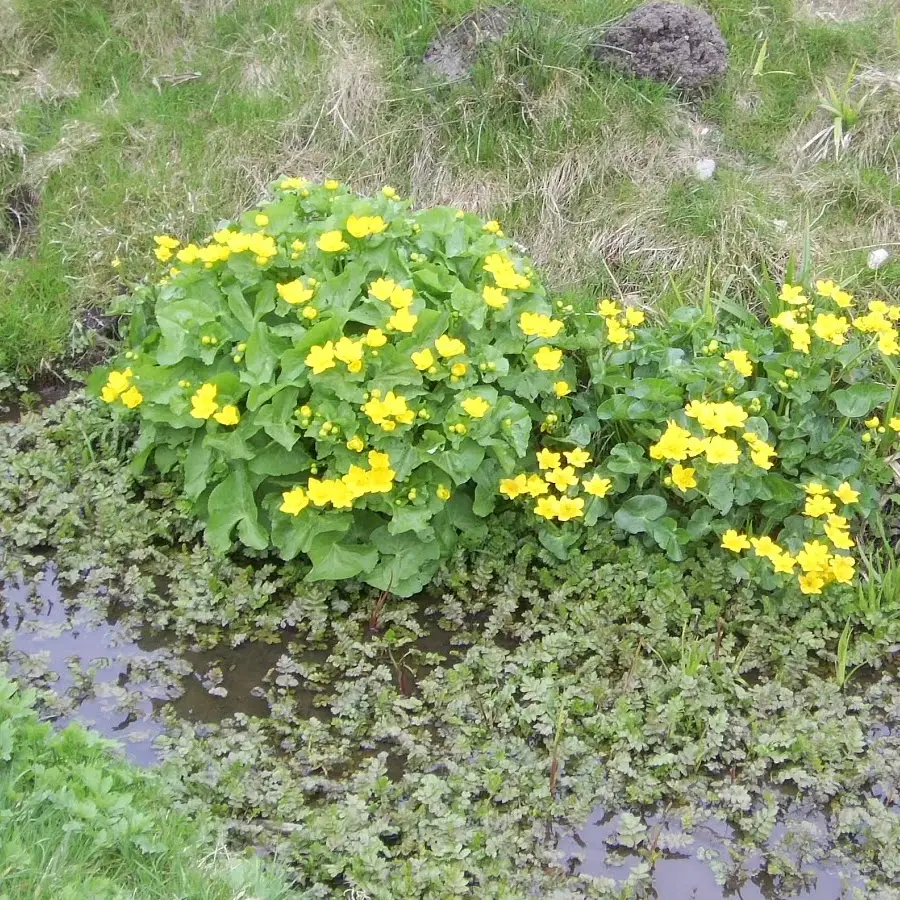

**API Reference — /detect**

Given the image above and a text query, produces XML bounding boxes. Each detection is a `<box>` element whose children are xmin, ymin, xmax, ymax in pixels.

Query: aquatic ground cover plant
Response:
<box><xmin>92</xmin><ymin>184</ymin><xmax>899</xmax><ymax>597</ymax></box>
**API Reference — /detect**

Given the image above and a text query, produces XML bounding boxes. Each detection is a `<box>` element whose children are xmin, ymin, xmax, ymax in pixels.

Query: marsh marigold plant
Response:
<box><xmin>94</xmin><ymin>184</ymin><xmax>897</xmax><ymax>597</ymax></box>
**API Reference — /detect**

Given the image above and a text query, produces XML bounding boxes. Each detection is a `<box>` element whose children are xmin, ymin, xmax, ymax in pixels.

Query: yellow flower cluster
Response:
<box><xmin>723</xmin><ymin>349</ymin><xmax>753</xmax><ymax>377</ymax></box>
<box><xmin>280</xmin><ymin>450</ymin><xmax>397</xmax><ymax>514</ymax></box>
<box><xmin>362</xmin><ymin>390</ymin><xmax>415</xmax><ymax>431</ymax></box>
<box><xmin>721</xmin><ymin>480</ymin><xmax>859</xmax><ymax>593</ymax></box>
<box><xmin>649</xmin><ymin>400</ymin><xmax>777</xmax><ymax>473</ymax></box>
<box><xmin>100</xmin><ymin>368</ymin><xmax>143</xmax><ymax>409</ymax></box>
<box><xmin>773</xmin><ymin>284</ymin><xmax>899</xmax><ymax>357</ymax></box>
<box><xmin>189</xmin><ymin>383</ymin><xmax>240</xmax><ymax>425</ymax></box>
<box><xmin>317</xmin><ymin>230</ymin><xmax>349</xmax><ymax>253</ymax></box>
<box><xmin>483</xmin><ymin>253</ymin><xmax>530</xmax><ymax>291</ymax></box>
<box><xmin>598</xmin><ymin>299</ymin><xmax>644</xmax><ymax>345</ymax></box>
<box><xmin>276</xmin><ymin>279</ymin><xmax>315</xmax><ymax>305</ymax></box>
<box><xmin>499</xmin><ymin>446</ymin><xmax>611</xmax><ymax>521</ymax></box>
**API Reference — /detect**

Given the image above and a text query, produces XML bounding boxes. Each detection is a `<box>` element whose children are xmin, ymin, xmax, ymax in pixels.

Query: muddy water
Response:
<box><xmin>0</xmin><ymin>564</ymin><xmax>285</xmax><ymax>764</ymax></box>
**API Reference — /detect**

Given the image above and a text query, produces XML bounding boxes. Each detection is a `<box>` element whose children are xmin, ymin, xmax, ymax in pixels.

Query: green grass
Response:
<box><xmin>0</xmin><ymin>0</ymin><xmax>898</xmax><ymax>374</ymax></box>
<box><xmin>0</xmin><ymin>676</ymin><xmax>295</xmax><ymax>900</ymax></box>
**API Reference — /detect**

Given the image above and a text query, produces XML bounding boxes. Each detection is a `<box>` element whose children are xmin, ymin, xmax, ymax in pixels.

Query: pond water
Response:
<box><xmin>0</xmin><ymin>563</ymin><xmax>886</xmax><ymax>899</ymax></box>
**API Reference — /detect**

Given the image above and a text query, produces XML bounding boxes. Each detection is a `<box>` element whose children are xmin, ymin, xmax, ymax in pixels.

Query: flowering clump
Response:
<box><xmin>92</xmin><ymin>181</ymin><xmax>571</xmax><ymax>595</ymax></box>
<box><xmin>94</xmin><ymin>182</ymin><xmax>897</xmax><ymax>600</ymax></box>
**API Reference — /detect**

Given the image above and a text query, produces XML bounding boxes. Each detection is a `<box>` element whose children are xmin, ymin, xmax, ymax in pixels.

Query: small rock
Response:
<box><xmin>592</xmin><ymin>3</ymin><xmax>729</xmax><ymax>92</ymax></box>
<box><xmin>868</xmin><ymin>248</ymin><xmax>890</xmax><ymax>270</ymax></box>
<box><xmin>694</xmin><ymin>158</ymin><xmax>716</xmax><ymax>180</ymax></box>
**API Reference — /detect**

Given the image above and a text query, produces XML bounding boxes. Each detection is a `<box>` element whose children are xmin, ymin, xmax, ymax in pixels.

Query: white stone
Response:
<box><xmin>868</xmin><ymin>248</ymin><xmax>890</xmax><ymax>270</ymax></box>
<box><xmin>694</xmin><ymin>158</ymin><xmax>716</xmax><ymax>180</ymax></box>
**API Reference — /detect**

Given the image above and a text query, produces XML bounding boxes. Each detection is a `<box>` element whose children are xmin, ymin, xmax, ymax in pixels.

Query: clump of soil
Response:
<box><xmin>423</xmin><ymin>6</ymin><xmax>517</xmax><ymax>81</ymax></box>
<box><xmin>593</xmin><ymin>3</ymin><xmax>728</xmax><ymax>92</ymax></box>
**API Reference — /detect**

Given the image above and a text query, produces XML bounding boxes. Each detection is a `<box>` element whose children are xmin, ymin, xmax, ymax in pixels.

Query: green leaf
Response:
<box><xmin>206</xmin><ymin>465</ymin><xmax>268</xmax><ymax>552</ymax></box>
<box><xmin>244</xmin><ymin>322</ymin><xmax>278</xmax><ymax>385</ymax></box>
<box><xmin>184</xmin><ymin>433</ymin><xmax>211</xmax><ymax>500</ymax></box>
<box><xmin>156</xmin><ymin>297</ymin><xmax>217</xmax><ymax>365</ymax></box>
<box><xmin>613</xmin><ymin>494</ymin><xmax>667</xmax><ymax>534</ymax></box>
<box><xmin>255</xmin><ymin>387</ymin><xmax>301</xmax><ymax>450</ymax></box>
<box><xmin>367</xmin><ymin>528</ymin><xmax>443</xmax><ymax>596</ymax></box>
<box><xmin>224</xmin><ymin>284</ymin><xmax>254</xmax><ymax>332</ymax></box>
<box><xmin>450</xmin><ymin>283</ymin><xmax>486</xmax><ymax>329</ymax></box>
<box><xmin>305</xmin><ymin>534</ymin><xmax>378</xmax><ymax>582</ymax></box>
<box><xmin>831</xmin><ymin>383</ymin><xmax>891</xmax><ymax>417</ymax></box>
<box><xmin>433</xmin><ymin>439</ymin><xmax>485</xmax><ymax>485</ymax></box>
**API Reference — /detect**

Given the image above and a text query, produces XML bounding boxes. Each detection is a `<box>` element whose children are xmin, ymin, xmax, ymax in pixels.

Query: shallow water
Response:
<box><xmin>0</xmin><ymin>564</ymin><xmax>890</xmax><ymax>899</ymax></box>
<box><xmin>0</xmin><ymin>564</ymin><xmax>284</xmax><ymax>764</ymax></box>
<box><xmin>556</xmin><ymin>806</ymin><xmax>866</xmax><ymax>899</ymax></box>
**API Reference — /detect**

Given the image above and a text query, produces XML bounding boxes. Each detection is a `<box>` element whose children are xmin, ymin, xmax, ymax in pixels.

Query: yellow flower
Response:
<box><xmin>214</xmin><ymin>404</ymin><xmax>240</xmax><ymax>426</ymax></box>
<box><xmin>500</xmin><ymin>474</ymin><xmax>529</xmax><ymax>499</ymax></box>
<box><xmin>564</xmin><ymin>448</ymin><xmax>591</xmax><ymax>468</ymax></box>
<box><xmin>280</xmin><ymin>487</ymin><xmax>309</xmax><ymax>516</ymax></box>
<box><xmin>684</xmin><ymin>400</ymin><xmax>747</xmax><ymax>435</ymax></box>
<box><xmin>341</xmin><ymin>465</ymin><xmax>371</xmax><ymax>500</ymax></box>
<box><xmin>812</xmin><ymin>313</ymin><xmax>850</xmax><ymax>346</ymax></box>
<box><xmin>483</xmin><ymin>220</ymin><xmax>501</xmax><ymax>234</ymax></box>
<box><xmin>519</xmin><ymin>312</ymin><xmax>563</xmax><ymax>339</ymax></box>
<box><xmin>451</xmin><ymin>363</ymin><xmax>467</xmax><ymax>377</ymax></box>
<box><xmin>176</xmin><ymin>243</ymin><xmax>201</xmax><ymax>264</ymax></box>
<box><xmin>254</xmin><ymin>213</ymin><xmax>269</xmax><ymax>227</ymax></box>
<box><xmin>829</xmin><ymin>555</ymin><xmax>855</xmax><ymax>584</ymax></box>
<box><xmin>484</xmin><ymin>253</ymin><xmax>530</xmax><ymax>291</ymax></box>
<box><xmin>770</xmin><ymin>552</ymin><xmax>797</xmax><ymax>574</ymax></box>
<box><xmin>533</xmin><ymin>346</ymin><xmax>562</xmax><ymax>371</ymax></box>
<box><xmin>825</xmin><ymin>516</ymin><xmax>855</xmax><ymax>550</ymax></box>
<box><xmin>111</xmin><ymin>256</ymin><xmax>121</xmax><ymax>269</ymax></box>
<box><xmin>387</xmin><ymin>308</ymin><xmax>418</xmax><ymax>333</ymax></box>
<box><xmin>369</xmin><ymin>277</ymin><xmax>396</xmax><ymax>302</ymax></box>
<box><xmin>277</xmin><ymin>280</ymin><xmax>314</xmax><ymax>305</ymax></box>
<box><xmin>389</xmin><ymin>286</ymin><xmax>414</xmax><ymax>309</ymax></box>
<box><xmin>364</xmin><ymin>464</ymin><xmax>396</xmax><ymax>493</ymax></box>
<box><xmin>305</xmin><ymin>342</ymin><xmax>336</xmax><ymax>375</ymax></box>
<box><xmin>461</xmin><ymin>396</ymin><xmax>490</xmax><ymax>418</ymax></box>
<box><xmin>582</xmin><ymin>475</ymin><xmax>612</xmax><ymax>497</ymax></box>
<box><xmin>750</xmin><ymin>444</ymin><xmax>776</xmax><ymax>470</ymax></box>
<box><xmin>279</xmin><ymin>177</ymin><xmax>308</xmax><ymax>191</ymax></box>
<box><xmin>797</xmin><ymin>540</ymin><xmax>831</xmax><ymax>573</ymax></box>
<box><xmin>598</xmin><ymin>299</ymin><xmax>619</xmax><ymax>318</ymax></box>
<box><xmin>411</xmin><ymin>348</ymin><xmax>435</xmax><ymax>371</ymax></box>
<box><xmin>815</xmin><ymin>280</ymin><xmax>853</xmax><ymax>307</ymax></box>
<box><xmin>624</xmin><ymin>308</ymin><xmax>645</xmax><ymax>327</ymax></box>
<box><xmin>291</xmin><ymin>239</ymin><xmax>306</xmax><ymax>253</ymax></box>
<box><xmin>606</xmin><ymin>319</ymin><xmax>633</xmax><ymax>345</ymax></box>
<box><xmin>890</xmin><ymin>418</ymin><xmax>900</xmax><ymax>432</ymax></box>
<box><xmin>556</xmin><ymin>496</ymin><xmax>585</xmax><ymax>521</ymax></box>
<box><xmin>190</xmin><ymin>383</ymin><xmax>219</xmax><ymax>420</ymax></box>
<box><xmin>302</xmin><ymin>306</ymin><xmax>318</xmax><ymax>320</ymax></box>
<box><xmin>554</xmin><ymin>381</ymin><xmax>572</xmax><ymax>398</ymax></box>
<box><xmin>534</xmin><ymin>495</ymin><xmax>561</xmax><ymax>520</ymax></box>
<box><xmin>804</xmin><ymin>494</ymin><xmax>836</xmax><ymax>518</ymax></box>
<box><xmin>750</xmin><ymin>536</ymin><xmax>780</xmax><ymax>560</ymax></box>
<box><xmin>865</xmin><ymin>415</ymin><xmax>880</xmax><ymax>429</ymax></box>
<box><xmin>154</xmin><ymin>235</ymin><xmax>179</xmax><ymax>250</ymax></box>
<box><xmin>721</xmin><ymin>530</ymin><xmax>750</xmax><ymax>552</ymax></box>
<box><xmin>324</xmin><ymin>179</ymin><xmax>341</xmax><ymax>190</ymax></box>
<box><xmin>780</xmin><ymin>283</ymin><xmax>807</xmax><ymax>305</ymax></box>
<box><xmin>368</xmin><ymin>450</ymin><xmax>391</xmax><ymax>470</ymax></box>
<box><xmin>436</xmin><ymin>485</ymin><xmax>451</xmax><ymax>500</ymax></box>
<box><xmin>346</xmin><ymin>215</ymin><xmax>387</xmax><ymax>239</ymax></box>
<box><xmin>878</xmin><ymin>329</ymin><xmax>900</xmax><ymax>356</ymax></box>
<box><xmin>346</xmin><ymin>435</ymin><xmax>365</xmax><ymax>452</ymax></box>
<box><xmin>724</xmin><ymin>349</ymin><xmax>753</xmax><ymax>377</ymax></box>
<box><xmin>671</xmin><ymin>464</ymin><xmax>697</xmax><ymax>492</ymax></box>
<box><xmin>100</xmin><ymin>368</ymin><xmax>134</xmax><ymax>403</ymax></box>
<box><xmin>537</xmin><ymin>449</ymin><xmax>561</xmax><ymax>470</ymax></box>
<box><xmin>649</xmin><ymin>421</ymin><xmax>693</xmax><ymax>462</ymax></box>
<box><xmin>364</xmin><ymin>328</ymin><xmax>387</xmax><ymax>348</ymax></box>
<box><xmin>434</xmin><ymin>335</ymin><xmax>466</xmax><ymax>358</ymax></box>
<box><xmin>804</xmin><ymin>482</ymin><xmax>829</xmax><ymax>496</ymax></box>
<box><xmin>483</xmin><ymin>286</ymin><xmax>509</xmax><ymax>309</ymax></box>
<box><xmin>705</xmin><ymin>437</ymin><xmax>740</xmax><ymax>465</ymax></box>
<box><xmin>382</xmin><ymin>185</ymin><xmax>398</xmax><ymax>199</ymax></box>
<box><xmin>334</xmin><ymin>336</ymin><xmax>364</xmax><ymax>372</ymax></box>
<box><xmin>798</xmin><ymin>572</ymin><xmax>826</xmax><ymax>594</ymax></box>
<box><xmin>120</xmin><ymin>386</ymin><xmax>143</xmax><ymax>409</ymax></box>
<box><xmin>317</xmin><ymin>230</ymin><xmax>349</xmax><ymax>252</ymax></box>
<box><xmin>526</xmin><ymin>474</ymin><xmax>550</xmax><ymax>497</ymax></box>
<box><xmin>546</xmin><ymin>466</ymin><xmax>578</xmax><ymax>491</ymax></box>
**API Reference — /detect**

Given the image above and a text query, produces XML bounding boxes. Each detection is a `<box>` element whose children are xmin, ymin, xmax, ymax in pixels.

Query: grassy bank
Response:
<box><xmin>0</xmin><ymin>676</ymin><xmax>295</xmax><ymax>900</ymax></box>
<box><xmin>1</xmin><ymin>0</ymin><xmax>898</xmax><ymax>373</ymax></box>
